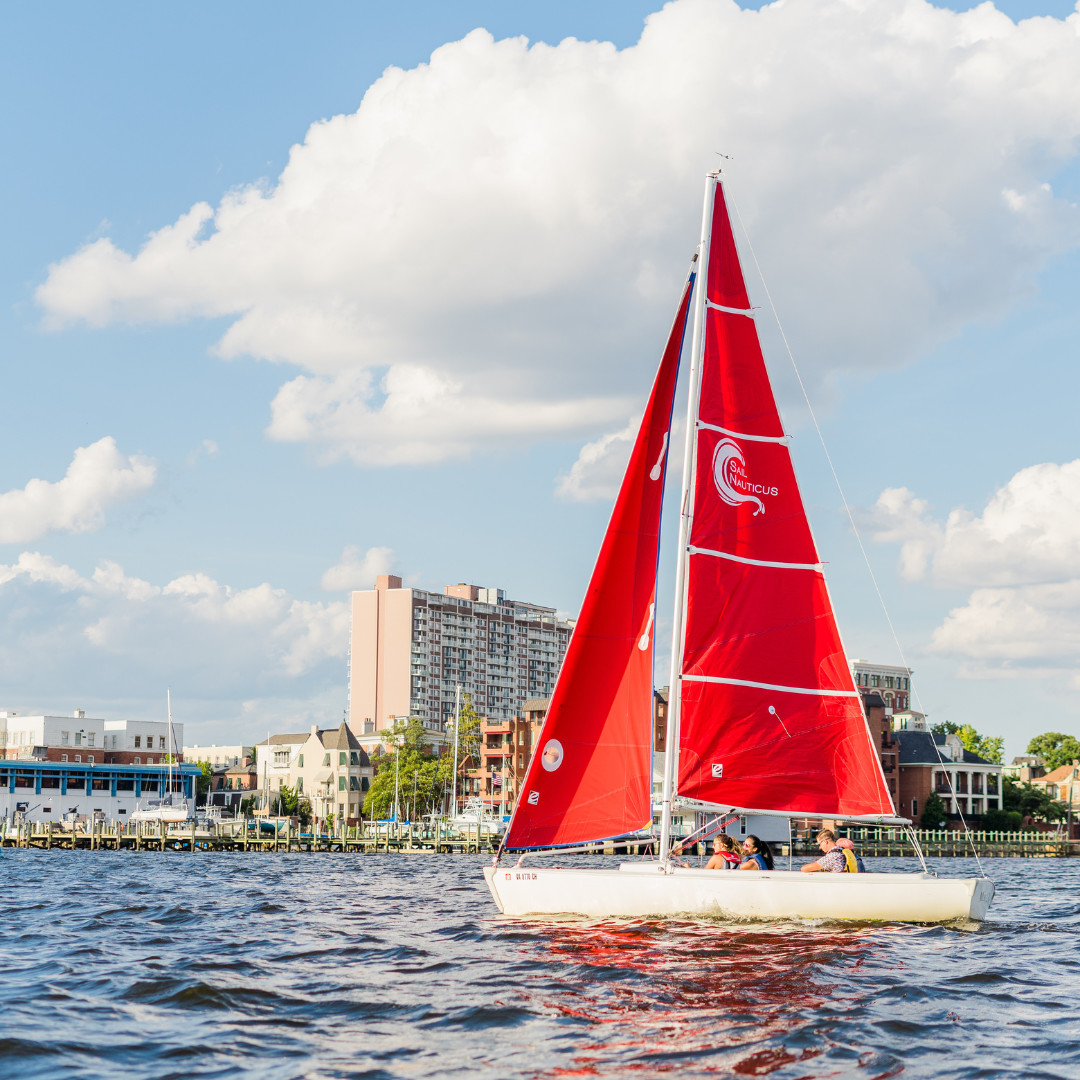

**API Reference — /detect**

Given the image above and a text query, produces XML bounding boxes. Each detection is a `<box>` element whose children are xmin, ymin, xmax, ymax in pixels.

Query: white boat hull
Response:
<box><xmin>484</xmin><ymin>863</ymin><xmax>994</xmax><ymax>924</ymax></box>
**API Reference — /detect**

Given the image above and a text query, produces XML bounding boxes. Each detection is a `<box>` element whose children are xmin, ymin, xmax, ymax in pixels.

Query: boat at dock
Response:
<box><xmin>129</xmin><ymin>691</ymin><xmax>191</xmax><ymax>824</ymax></box>
<box><xmin>484</xmin><ymin>172</ymin><xmax>994</xmax><ymax>924</ymax></box>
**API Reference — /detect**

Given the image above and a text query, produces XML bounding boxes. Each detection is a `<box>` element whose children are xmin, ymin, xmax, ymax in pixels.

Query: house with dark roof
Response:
<box><xmin>896</xmin><ymin>730</ymin><xmax>1003</xmax><ymax>826</ymax></box>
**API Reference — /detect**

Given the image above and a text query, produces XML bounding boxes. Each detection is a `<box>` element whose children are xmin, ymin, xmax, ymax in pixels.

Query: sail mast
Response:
<box><xmin>658</xmin><ymin>172</ymin><xmax>717</xmax><ymax>863</ymax></box>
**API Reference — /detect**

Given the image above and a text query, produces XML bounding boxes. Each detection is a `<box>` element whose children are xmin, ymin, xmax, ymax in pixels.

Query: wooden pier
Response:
<box><xmin>1</xmin><ymin>819</ymin><xmax>1075</xmax><ymax>857</ymax></box>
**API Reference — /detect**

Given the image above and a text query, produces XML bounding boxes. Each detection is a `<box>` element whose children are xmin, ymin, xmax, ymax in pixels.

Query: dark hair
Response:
<box><xmin>745</xmin><ymin>835</ymin><xmax>775</xmax><ymax>870</ymax></box>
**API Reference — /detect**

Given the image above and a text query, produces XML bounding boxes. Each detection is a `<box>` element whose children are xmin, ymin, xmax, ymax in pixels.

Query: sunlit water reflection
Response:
<box><xmin>1</xmin><ymin>850</ymin><xmax>1077</xmax><ymax>1079</ymax></box>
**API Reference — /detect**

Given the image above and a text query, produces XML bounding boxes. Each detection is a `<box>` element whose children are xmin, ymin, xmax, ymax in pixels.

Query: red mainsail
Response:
<box><xmin>503</xmin><ymin>276</ymin><xmax>694</xmax><ymax>849</ymax></box>
<box><xmin>676</xmin><ymin>182</ymin><xmax>894</xmax><ymax>818</ymax></box>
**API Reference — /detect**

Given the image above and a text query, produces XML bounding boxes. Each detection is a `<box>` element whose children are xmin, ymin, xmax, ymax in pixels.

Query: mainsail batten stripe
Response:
<box><xmin>682</xmin><ymin>674</ymin><xmax>860</xmax><ymax>698</ymax></box>
<box><xmin>688</xmin><ymin>545</ymin><xmax>823</xmax><ymax>572</ymax></box>
<box><xmin>695</xmin><ymin>420</ymin><xmax>790</xmax><ymax>445</ymax></box>
<box><xmin>705</xmin><ymin>300</ymin><xmax>754</xmax><ymax>317</ymax></box>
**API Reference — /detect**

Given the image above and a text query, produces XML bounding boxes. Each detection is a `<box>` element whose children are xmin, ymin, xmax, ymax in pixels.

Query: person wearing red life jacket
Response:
<box><xmin>705</xmin><ymin>833</ymin><xmax>742</xmax><ymax>869</ymax></box>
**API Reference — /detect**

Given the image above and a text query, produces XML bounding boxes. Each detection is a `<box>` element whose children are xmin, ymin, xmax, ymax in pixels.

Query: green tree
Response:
<box><xmin>296</xmin><ymin>797</ymin><xmax>313</xmax><ymax>829</ymax></box>
<box><xmin>920</xmin><ymin>791</ymin><xmax>948</xmax><ymax>829</ymax></box>
<box><xmin>981</xmin><ymin>808</ymin><xmax>1023</xmax><ymax>831</ymax></box>
<box><xmin>1002</xmin><ymin>777</ymin><xmax>1066</xmax><ymax>823</ymax></box>
<box><xmin>1026</xmin><ymin>732</ymin><xmax>1080</xmax><ymax>773</ymax></box>
<box><xmin>930</xmin><ymin>721</ymin><xmax>1003</xmax><ymax>763</ymax></box>
<box><xmin>931</xmin><ymin>721</ymin><xmax>960</xmax><ymax>735</ymax></box>
<box><xmin>195</xmin><ymin>760</ymin><xmax>214</xmax><ymax>801</ymax></box>
<box><xmin>955</xmin><ymin>725</ymin><xmax>1004</xmax><ymax>765</ymax></box>
<box><xmin>273</xmin><ymin>783</ymin><xmax>299</xmax><ymax>817</ymax></box>
<box><xmin>364</xmin><ymin>717</ymin><xmax>448</xmax><ymax>819</ymax></box>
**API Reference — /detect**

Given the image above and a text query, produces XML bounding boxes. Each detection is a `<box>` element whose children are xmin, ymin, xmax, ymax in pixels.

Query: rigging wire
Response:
<box><xmin>726</xmin><ymin>187</ymin><xmax>986</xmax><ymax>877</ymax></box>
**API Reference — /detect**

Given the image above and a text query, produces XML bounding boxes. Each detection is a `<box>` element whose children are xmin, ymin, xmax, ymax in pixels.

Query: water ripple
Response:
<box><xmin>2</xmin><ymin>852</ymin><xmax>1079</xmax><ymax>1078</ymax></box>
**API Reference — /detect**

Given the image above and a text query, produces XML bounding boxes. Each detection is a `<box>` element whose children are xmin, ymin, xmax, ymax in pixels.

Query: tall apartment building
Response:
<box><xmin>849</xmin><ymin>659</ymin><xmax>912</xmax><ymax>714</ymax></box>
<box><xmin>349</xmin><ymin>576</ymin><xmax>573</xmax><ymax>743</ymax></box>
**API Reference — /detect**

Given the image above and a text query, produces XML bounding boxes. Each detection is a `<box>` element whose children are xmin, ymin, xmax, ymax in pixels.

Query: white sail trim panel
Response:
<box><xmin>695</xmin><ymin>420</ymin><xmax>791</xmax><ymax>445</ymax></box>
<box><xmin>682</xmin><ymin>674</ymin><xmax>860</xmax><ymax>698</ymax></box>
<box><xmin>688</xmin><ymin>545</ymin><xmax>823</xmax><ymax>572</ymax></box>
<box><xmin>705</xmin><ymin>300</ymin><xmax>754</xmax><ymax>316</ymax></box>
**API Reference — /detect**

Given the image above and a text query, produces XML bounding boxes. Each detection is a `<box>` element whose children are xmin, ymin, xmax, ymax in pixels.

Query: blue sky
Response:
<box><xmin>3</xmin><ymin>0</ymin><xmax>1079</xmax><ymax>757</ymax></box>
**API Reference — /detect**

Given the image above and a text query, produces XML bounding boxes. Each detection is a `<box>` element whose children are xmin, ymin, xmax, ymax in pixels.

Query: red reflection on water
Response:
<box><xmin>508</xmin><ymin>919</ymin><xmax>907</xmax><ymax>1078</ymax></box>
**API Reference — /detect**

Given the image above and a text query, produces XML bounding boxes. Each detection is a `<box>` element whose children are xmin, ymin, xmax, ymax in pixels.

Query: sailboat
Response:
<box><xmin>129</xmin><ymin>690</ymin><xmax>191</xmax><ymax>824</ymax></box>
<box><xmin>484</xmin><ymin>173</ymin><xmax>994</xmax><ymax>923</ymax></box>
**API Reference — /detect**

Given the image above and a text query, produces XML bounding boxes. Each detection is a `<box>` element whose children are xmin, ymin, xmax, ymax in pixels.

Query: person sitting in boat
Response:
<box><xmin>835</xmin><ymin>836</ymin><xmax>866</xmax><ymax>871</ymax></box>
<box><xmin>738</xmin><ymin>835</ymin><xmax>774</xmax><ymax>870</ymax></box>
<box><xmin>801</xmin><ymin>829</ymin><xmax>863</xmax><ymax>873</ymax></box>
<box><xmin>706</xmin><ymin>833</ymin><xmax>742</xmax><ymax>869</ymax></box>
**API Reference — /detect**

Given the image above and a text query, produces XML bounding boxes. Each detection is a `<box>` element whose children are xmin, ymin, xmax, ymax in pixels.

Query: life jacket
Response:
<box><xmin>841</xmin><ymin>848</ymin><xmax>861</xmax><ymax>873</ymax></box>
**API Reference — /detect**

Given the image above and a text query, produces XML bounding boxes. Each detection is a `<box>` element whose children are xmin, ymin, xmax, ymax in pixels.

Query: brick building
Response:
<box><xmin>896</xmin><ymin>730</ymin><xmax>1002</xmax><ymax>826</ymax></box>
<box><xmin>465</xmin><ymin>698</ymin><xmax>547</xmax><ymax>815</ymax></box>
<box><xmin>859</xmin><ymin>690</ymin><xmax>899</xmax><ymax>812</ymax></box>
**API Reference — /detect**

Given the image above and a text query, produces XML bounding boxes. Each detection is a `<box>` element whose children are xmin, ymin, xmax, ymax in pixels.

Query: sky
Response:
<box><xmin>2</xmin><ymin>0</ymin><xmax>1079</xmax><ymax>759</ymax></box>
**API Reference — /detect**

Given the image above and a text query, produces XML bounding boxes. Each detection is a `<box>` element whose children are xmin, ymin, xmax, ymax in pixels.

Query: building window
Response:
<box><xmin>134</xmin><ymin>757</ymin><xmax>140</xmax><ymax>764</ymax></box>
<box><xmin>323</xmin><ymin>753</ymin><xmax>331</xmax><ymax>767</ymax></box>
<box><xmin>61</xmin><ymin>754</ymin><xmax>68</xmax><ymax>762</ymax></box>
<box><xmin>87</xmin><ymin>756</ymin><xmax>94</xmax><ymax>764</ymax></box>
<box><xmin>159</xmin><ymin>737</ymin><xmax>166</xmax><ymax>749</ymax></box>
<box><xmin>75</xmin><ymin>732</ymin><xmax>83</xmax><ymax>746</ymax></box>
<box><xmin>87</xmin><ymin>733</ymin><xmax>95</xmax><ymax>747</ymax></box>
<box><xmin>298</xmin><ymin>754</ymin><xmax>304</xmax><ymax>767</ymax></box>
<box><xmin>61</xmin><ymin>732</ymin><xmax>69</xmax><ymax>745</ymax></box>
<box><xmin>339</xmin><ymin>752</ymin><xmax>347</xmax><ymax>766</ymax></box>
<box><xmin>912</xmin><ymin>799</ymin><xmax>918</xmax><ymax>817</ymax></box>
<box><xmin>339</xmin><ymin>776</ymin><xmax>346</xmax><ymax>791</ymax></box>
<box><xmin>297</xmin><ymin>777</ymin><xmax>304</xmax><ymax>793</ymax></box>
<box><xmin>350</xmin><ymin>777</ymin><xmax>360</xmax><ymax>791</ymax></box>
<box><xmin>134</xmin><ymin>736</ymin><xmax>141</xmax><ymax>748</ymax></box>
<box><xmin>75</xmin><ymin>754</ymin><xmax>81</xmax><ymax>762</ymax></box>
<box><xmin>350</xmin><ymin>752</ymin><xmax>359</xmax><ymax>766</ymax></box>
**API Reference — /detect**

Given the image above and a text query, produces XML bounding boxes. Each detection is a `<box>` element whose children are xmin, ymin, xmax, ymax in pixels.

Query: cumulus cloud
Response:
<box><xmin>0</xmin><ymin>438</ymin><xmax>156</xmax><ymax>544</ymax></box>
<box><xmin>34</xmin><ymin>1</ymin><xmax>1080</xmax><ymax>466</ymax></box>
<box><xmin>0</xmin><ymin>552</ymin><xmax>349</xmax><ymax>680</ymax></box>
<box><xmin>321</xmin><ymin>544</ymin><xmax>395</xmax><ymax>591</ymax></box>
<box><xmin>873</xmin><ymin>457</ymin><xmax>1080</xmax><ymax>683</ymax></box>
<box><xmin>556</xmin><ymin>419</ymin><xmax>638</xmax><ymax>502</ymax></box>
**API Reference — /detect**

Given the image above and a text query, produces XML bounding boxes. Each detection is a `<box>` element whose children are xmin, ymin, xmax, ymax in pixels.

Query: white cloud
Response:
<box><xmin>34</xmin><ymin>1</ymin><xmax>1080</xmax><ymax>466</ymax></box>
<box><xmin>0</xmin><ymin>438</ymin><xmax>156</xmax><ymax>544</ymax></box>
<box><xmin>873</xmin><ymin>457</ymin><xmax>1080</xmax><ymax>684</ymax></box>
<box><xmin>556</xmin><ymin>419</ymin><xmax>637</xmax><ymax>502</ymax></box>
<box><xmin>321</xmin><ymin>544</ymin><xmax>395</xmax><ymax>591</ymax></box>
<box><xmin>0</xmin><ymin>552</ymin><xmax>348</xmax><ymax>680</ymax></box>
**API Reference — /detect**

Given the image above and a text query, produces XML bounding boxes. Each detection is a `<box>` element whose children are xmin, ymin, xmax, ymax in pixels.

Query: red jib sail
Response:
<box><xmin>503</xmin><ymin>276</ymin><xmax>694</xmax><ymax>849</ymax></box>
<box><xmin>676</xmin><ymin>182</ymin><xmax>893</xmax><ymax>818</ymax></box>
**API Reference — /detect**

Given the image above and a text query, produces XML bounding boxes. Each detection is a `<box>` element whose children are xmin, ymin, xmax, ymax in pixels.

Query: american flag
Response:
<box><xmin>491</xmin><ymin>768</ymin><xmax>502</xmax><ymax>789</ymax></box>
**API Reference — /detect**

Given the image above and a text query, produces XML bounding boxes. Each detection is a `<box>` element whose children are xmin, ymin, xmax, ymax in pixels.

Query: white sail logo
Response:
<box><xmin>712</xmin><ymin>438</ymin><xmax>777</xmax><ymax>517</ymax></box>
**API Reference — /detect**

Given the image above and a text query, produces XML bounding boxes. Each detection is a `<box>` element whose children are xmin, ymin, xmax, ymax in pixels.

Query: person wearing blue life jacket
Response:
<box><xmin>738</xmin><ymin>834</ymin><xmax>774</xmax><ymax>870</ymax></box>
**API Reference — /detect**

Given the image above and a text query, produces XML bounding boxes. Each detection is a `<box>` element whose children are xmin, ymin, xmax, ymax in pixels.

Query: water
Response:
<box><xmin>1</xmin><ymin>851</ymin><xmax>1078</xmax><ymax>1080</ymax></box>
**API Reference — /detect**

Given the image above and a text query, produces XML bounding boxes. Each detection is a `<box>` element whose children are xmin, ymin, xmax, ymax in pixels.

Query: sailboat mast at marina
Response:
<box><xmin>485</xmin><ymin>172</ymin><xmax>994</xmax><ymax>923</ymax></box>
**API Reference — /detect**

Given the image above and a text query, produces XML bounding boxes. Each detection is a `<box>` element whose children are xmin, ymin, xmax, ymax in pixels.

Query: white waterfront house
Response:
<box><xmin>256</xmin><ymin>724</ymin><xmax>372</xmax><ymax>826</ymax></box>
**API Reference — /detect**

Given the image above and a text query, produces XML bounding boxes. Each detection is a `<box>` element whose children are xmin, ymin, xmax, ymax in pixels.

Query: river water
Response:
<box><xmin>1</xmin><ymin>850</ymin><xmax>1077</xmax><ymax>1079</ymax></box>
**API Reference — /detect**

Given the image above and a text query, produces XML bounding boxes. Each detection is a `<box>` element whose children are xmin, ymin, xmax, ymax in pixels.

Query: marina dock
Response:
<box><xmin>1</xmin><ymin>820</ymin><xmax>1077</xmax><ymax>857</ymax></box>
